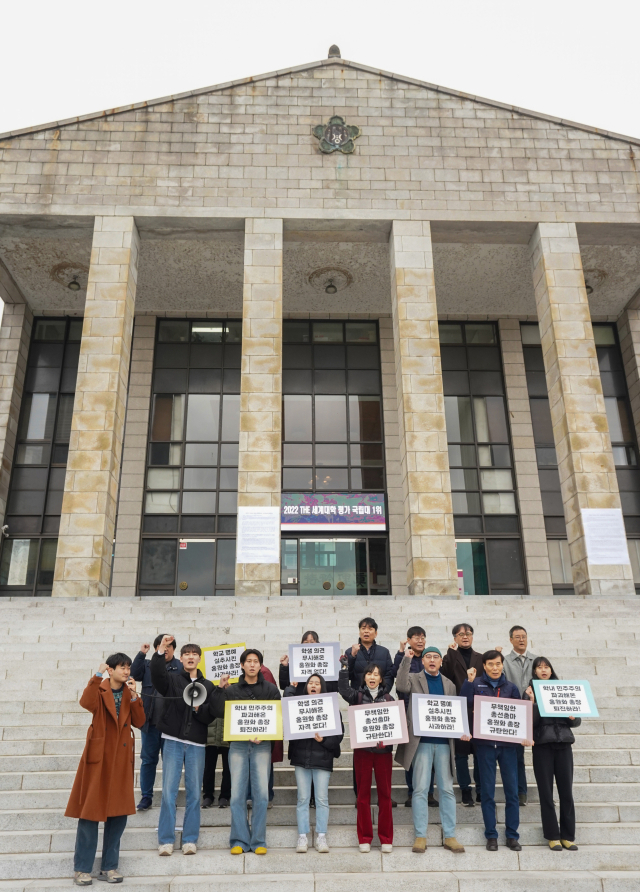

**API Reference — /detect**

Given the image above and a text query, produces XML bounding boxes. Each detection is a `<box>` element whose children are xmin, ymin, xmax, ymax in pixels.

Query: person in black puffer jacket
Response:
<box><xmin>284</xmin><ymin>674</ymin><xmax>343</xmax><ymax>854</ymax></box>
<box><xmin>524</xmin><ymin>656</ymin><xmax>581</xmax><ymax>851</ymax></box>
<box><xmin>338</xmin><ymin>658</ymin><xmax>395</xmax><ymax>853</ymax></box>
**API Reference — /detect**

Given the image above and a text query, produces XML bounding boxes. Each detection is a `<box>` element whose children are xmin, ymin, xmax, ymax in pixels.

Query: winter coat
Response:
<box><xmin>338</xmin><ymin>667</ymin><xmax>395</xmax><ymax>753</ymax></box>
<box><xmin>344</xmin><ymin>640</ymin><xmax>394</xmax><ymax>692</ymax></box>
<box><xmin>206</xmin><ymin>717</ymin><xmax>229</xmax><ymax>748</ymax></box>
<box><xmin>441</xmin><ymin>646</ymin><xmax>484</xmax><ymax>756</ymax></box>
<box><xmin>65</xmin><ymin>675</ymin><xmax>146</xmax><ymax>822</ymax></box>
<box><xmin>283</xmin><ymin>684</ymin><xmax>343</xmax><ymax>771</ymax></box>
<box><xmin>460</xmin><ymin>672</ymin><xmax>522</xmax><ymax>748</ymax></box>
<box><xmin>130</xmin><ymin>650</ymin><xmax>181</xmax><ymax>732</ymax></box>
<box><xmin>150</xmin><ymin>652</ymin><xmax>222</xmax><ymax>745</ymax></box>
<box><xmin>392</xmin><ymin>650</ymin><xmax>423</xmax><ymax>704</ymax></box>
<box><xmin>529</xmin><ymin>685</ymin><xmax>581</xmax><ymax>746</ymax></box>
<box><xmin>394</xmin><ymin>656</ymin><xmax>456</xmax><ymax>775</ymax></box>
<box><xmin>278</xmin><ymin>661</ymin><xmax>339</xmax><ymax>694</ymax></box>
<box><xmin>502</xmin><ymin>650</ymin><xmax>539</xmax><ymax>696</ymax></box>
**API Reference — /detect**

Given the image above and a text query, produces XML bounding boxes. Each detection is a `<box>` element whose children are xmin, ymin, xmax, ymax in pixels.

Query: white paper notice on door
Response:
<box><xmin>581</xmin><ymin>508</ymin><xmax>630</xmax><ymax>565</ymax></box>
<box><xmin>236</xmin><ymin>507</ymin><xmax>281</xmax><ymax>564</ymax></box>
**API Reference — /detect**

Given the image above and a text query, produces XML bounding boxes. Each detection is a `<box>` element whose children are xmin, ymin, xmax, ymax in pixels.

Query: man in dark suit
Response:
<box><xmin>441</xmin><ymin>623</ymin><xmax>484</xmax><ymax>806</ymax></box>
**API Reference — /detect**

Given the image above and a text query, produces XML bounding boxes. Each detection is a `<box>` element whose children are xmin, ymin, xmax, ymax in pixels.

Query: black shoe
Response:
<box><xmin>404</xmin><ymin>797</ymin><xmax>412</xmax><ymax>807</ymax></box>
<box><xmin>428</xmin><ymin>794</ymin><xmax>438</xmax><ymax>807</ymax></box>
<box><xmin>202</xmin><ymin>796</ymin><xmax>214</xmax><ymax>808</ymax></box>
<box><xmin>309</xmin><ymin>797</ymin><xmax>316</xmax><ymax>809</ymax></box>
<box><xmin>461</xmin><ymin>790</ymin><xmax>474</xmax><ymax>807</ymax></box>
<box><xmin>392</xmin><ymin>800</ymin><xmax>398</xmax><ymax>808</ymax></box>
<box><xmin>506</xmin><ymin>838</ymin><xmax>522</xmax><ymax>851</ymax></box>
<box><xmin>218</xmin><ymin>798</ymin><xmax>230</xmax><ymax>808</ymax></box>
<box><xmin>519</xmin><ymin>794</ymin><xmax>527</xmax><ymax>807</ymax></box>
<box><xmin>486</xmin><ymin>839</ymin><xmax>498</xmax><ymax>851</ymax></box>
<box><xmin>136</xmin><ymin>796</ymin><xmax>152</xmax><ymax>811</ymax></box>
<box><xmin>476</xmin><ymin>794</ymin><xmax>482</xmax><ymax>803</ymax></box>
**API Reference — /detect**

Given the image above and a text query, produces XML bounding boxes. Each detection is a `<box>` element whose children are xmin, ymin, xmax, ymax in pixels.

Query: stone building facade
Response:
<box><xmin>1</xmin><ymin>50</ymin><xmax>640</xmax><ymax>599</ymax></box>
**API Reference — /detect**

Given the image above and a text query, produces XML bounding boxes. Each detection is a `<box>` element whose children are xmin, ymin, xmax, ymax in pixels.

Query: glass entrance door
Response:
<box><xmin>177</xmin><ymin>539</ymin><xmax>215</xmax><ymax>596</ymax></box>
<box><xmin>299</xmin><ymin>539</ymin><xmax>367</xmax><ymax>596</ymax></box>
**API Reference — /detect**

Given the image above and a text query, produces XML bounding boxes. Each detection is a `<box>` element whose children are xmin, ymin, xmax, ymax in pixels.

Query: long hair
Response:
<box><xmin>303</xmin><ymin>673</ymin><xmax>327</xmax><ymax>695</ymax></box>
<box><xmin>528</xmin><ymin>656</ymin><xmax>559</xmax><ymax>697</ymax></box>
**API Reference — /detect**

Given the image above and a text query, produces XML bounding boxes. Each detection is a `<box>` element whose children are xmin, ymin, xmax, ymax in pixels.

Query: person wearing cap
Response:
<box><xmin>395</xmin><ymin>646</ymin><xmax>468</xmax><ymax>854</ymax></box>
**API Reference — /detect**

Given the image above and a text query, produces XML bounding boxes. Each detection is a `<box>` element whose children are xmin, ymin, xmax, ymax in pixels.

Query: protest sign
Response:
<box><xmin>283</xmin><ymin>692</ymin><xmax>341</xmax><ymax>741</ymax></box>
<box><xmin>473</xmin><ymin>696</ymin><xmax>532</xmax><ymax>745</ymax></box>
<box><xmin>223</xmin><ymin>701</ymin><xmax>283</xmax><ymax>741</ymax></box>
<box><xmin>288</xmin><ymin>642</ymin><xmax>341</xmax><ymax>682</ymax></box>
<box><xmin>532</xmin><ymin>680</ymin><xmax>599</xmax><ymax>718</ymax></box>
<box><xmin>348</xmin><ymin>701</ymin><xmax>409</xmax><ymax>749</ymax></box>
<box><xmin>198</xmin><ymin>643</ymin><xmax>245</xmax><ymax>684</ymax></box>
<box><xmin>411</xmin><ymin>693</ymin><xmax>470</xmax><ymax>739</ymax></box>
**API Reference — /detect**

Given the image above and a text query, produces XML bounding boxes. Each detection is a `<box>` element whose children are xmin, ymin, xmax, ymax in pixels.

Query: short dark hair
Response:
<box><xmin>452</xmin><ymin>623</ymin><xmax>474</xmax><ymax>636</ymax></box>
<box><xmin>509</xmin><ymin>625</ymin><xmax>527</xmax><ymax>638</ymax></box>
<box><xmin>359</xmin><ymin>616</ymin><xmax>378</xmax><ymax>631</ymax></box>
<box><xmin>407</xmin><ymin>626</ymin><xmax>426</xmax><ymax>638</ymax></box>
<box><xmin>363</xmin><ymin>662</ymin><xmax>385</xmax><ymax>684</ymax></box>
<box><xmin>154</xmin><ymin>633</ymin><xmax>176</xmax><ymax>650</ymax></box>
<box><xmin>482</xmin><ymin>649</ymin><xmax>504</xmax><ymax>665</ymax></box>
<box><xmin>301</xmin><ymin>630</ymin><xmax>320</xmax><ymax>643</ymax></box>
<box><xmin>105</xmin><ymin>653</ymin><xmax>131</xmax><ymax>669</ymax></box>
<box><xmin>531</xmin><ymin>656</ymin><xmax>558</xmax><ymax>681</ymax></box>
<box><xmin>180</xmin><ymin>644</ymin><xmax>202</xmax><ymax>657</ymax></box>
<box><xmin>240</xmin><ymin>648</ymin><xmax>263</xmax><ymax>665</ymax></box>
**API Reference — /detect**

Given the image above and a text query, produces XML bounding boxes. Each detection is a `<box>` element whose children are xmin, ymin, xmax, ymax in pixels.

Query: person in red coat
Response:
<box><xmin>66</xmin><ymin>653</ymin><xmax>145</xmax><ymax>886</ymax></box>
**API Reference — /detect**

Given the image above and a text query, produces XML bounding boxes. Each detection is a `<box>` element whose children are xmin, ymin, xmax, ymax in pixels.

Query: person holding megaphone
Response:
<box><xmin>151</xmin><ymin>636</ymin><xmax>225</xmax><ymax>857</ymax></box>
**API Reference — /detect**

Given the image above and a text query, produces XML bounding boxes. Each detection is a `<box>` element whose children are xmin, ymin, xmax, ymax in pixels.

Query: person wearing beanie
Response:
<box><xmin>395</xmin><ymin>646</ymin><xmax>468</xmax><ymax>855</ymax></box>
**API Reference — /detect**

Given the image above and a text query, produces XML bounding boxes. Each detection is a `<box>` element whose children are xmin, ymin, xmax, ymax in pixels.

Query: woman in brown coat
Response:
<box><xmin>66</xmin><ymin>653</ymin><xmax>146</xmax><ymax>886</ymax></box>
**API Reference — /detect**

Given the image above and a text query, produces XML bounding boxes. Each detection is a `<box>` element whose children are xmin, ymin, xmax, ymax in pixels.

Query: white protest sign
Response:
<box><xmin>223</xmin><ymin>700</ymin><xmax>283</xmax><ymax>741</ymax></box>
<box><xmin>532</xmin><ymin>680</ymin><xmax>598</xmax><ymax>718</ymax></box>
<box><xmin>581</xmin><ymin>508</ymin><xmax>630</xmax><ymax>565</ymax></box>
<box><xmin>473</xmin><ymin>696</ymin><xmax>532</xmax><ymax>745</ymax></box>
<box><xmin>198</xmin><ymin>643</ymin><xmax>245</xmax><ymax>684</ymax></box>
<box><xmin>411</xmin><ymin>693</ymin><xmax>469</xmax><ymax>739</ymax></box>
<box><xmin>288</xmin><ymin>642</ymin><xmax>341</xmax><ymax>682</ymax></box>
<box><xmin>236</xmin><ymin>507</ymin><xmax>280</xmax><ymax>564</ymax></box>
<box><xmin>283</xmin><ymin>693</ymin><xmax>341</xmax><ymax>740</ymax></box>
<box><xmin>348</xmin><ymin>701</ymin><xmax>409</xmax><ymax>749</ymax></box>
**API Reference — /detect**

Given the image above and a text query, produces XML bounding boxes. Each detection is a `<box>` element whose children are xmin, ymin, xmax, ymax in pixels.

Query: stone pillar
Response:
<box><xmin>0</xmin><ymin>303</ymin><xmax>32</xmax><ymax>525</ymax></box>
<box><xmin>618</xmin><ymin>308</ymin><xmax>640</xmax><ymax>446</ymax></box>
<box><xmin>499</xmin><ymin>318</ymin><xmax>553</xmax><ymax>596</ymax></box>
<box><xmin>529</xmin><ymin>222</ymin><xmax>634</xmax><ymax>597</ymax></box>
<box><xmin>235</xmin><ymin>219</ymin><xmax>282</xmax><ymax>596</ymax></box>
<box><xmin>389</xmin><ymin>220</ymin><xmax>458</xmax><ymax>597</ymax></box>
<box><xmin>52</xmin><ymin>216</ymin><xmax>139</xmax><ymax>598</ymax></box>
<box><xmin>111</xmin><ymin>315</ymin><xmax>155</xmax><ymax>597</ymax></box>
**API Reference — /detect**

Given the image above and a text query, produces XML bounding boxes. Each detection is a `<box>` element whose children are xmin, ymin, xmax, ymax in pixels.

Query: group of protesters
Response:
<box><xmin>66</xmin><ymin>619</ymin><xmax>580</xmax><ymax>885</ymax></box>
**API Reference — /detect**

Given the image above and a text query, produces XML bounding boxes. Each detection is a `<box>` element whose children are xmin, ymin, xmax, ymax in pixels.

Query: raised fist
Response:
<box><xmin>218</xmin><ymin>674</ymin><xmax>231</xmax><ymax>689</ymax></box>
<box><xmin>350</xmin><ymin>643</ymin><xmax>360</xmax><ymax>657</ymax></box>
<box><xmin>280</xmin><ymin>654</ymin><xmax>289</xmax><ymax>666</ymax></box>
<box><xmin>98</xmin><ymin>662</ymin><xmax>109</xmax><ymax>675</ymax></box>
<box><xmin>141</xmin><ymin>643</ymin><xmax>151</xmax><ymax>654</ymax></box>
<box><xmin>158</xmin><ymin>635</ymin><xmax>174</xmax><ymax>654</ymax></box>
<box><xmin>467</xmin><ymin>667</ymin><xmax>477</xmax><ymax>683</ymax></box>
<box><xmin>449</xmin><ymin>642</ymin><xmax>458</xmax><ymax>650</ymax></box>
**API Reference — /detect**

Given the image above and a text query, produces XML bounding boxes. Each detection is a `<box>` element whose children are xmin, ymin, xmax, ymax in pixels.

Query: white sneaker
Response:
<box><xmin>315</xmin><ymin>833</ymin><xmax>329</xmax><ymax>853</ymax></box>
<box><xmin>158</xmin><ymin>844</ymin><xmax>173</xmax><ymax>856</ymax></box>
<box><xmin>359</xmin><ymin>843</ymin><xmax>371</xmax><ymax>853</ymax></box>
<box><xmin>182</xmin><ymin>843</ymin><xmax>196</xmax><ymax>855</ymax></box>
<box><xmin>381</xmin><ymin>843</ymin><xmax>393</xmax><ymax>853</ymax></box>
<box><xmin>296</xmin><ymin>834</ymin><xmax>308</xmax><ymax>853</ymax></box>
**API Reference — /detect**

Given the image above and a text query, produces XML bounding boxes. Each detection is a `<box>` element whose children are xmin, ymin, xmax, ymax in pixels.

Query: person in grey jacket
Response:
<box><xmin>395</xmin><ymin>646</ymin><xmax>468</xmax><ymax>854</ymax></box>
<box><xmin>498</xmin><ymin>625</ymin><xmax>538</xmax><ymax>806</ymax></box>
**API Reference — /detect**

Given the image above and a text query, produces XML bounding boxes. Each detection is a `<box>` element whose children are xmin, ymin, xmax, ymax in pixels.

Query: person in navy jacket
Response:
<box><xmin>460</xmin><ymin>650</ymin><xmax>528</xmax><ymax>852</ymax></box>
<box><xmin>344</xmin><ymin>617</ymin><xmax>394</xmax><ymax>692</ymax></box>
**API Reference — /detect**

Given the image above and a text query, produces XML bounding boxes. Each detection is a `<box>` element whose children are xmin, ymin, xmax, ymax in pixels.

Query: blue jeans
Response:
<box><xmin>73</xmin><ymin>816</ymin><xmax>127</xmax><ymax>873</ymax></box>
<box><xmin>229</xmin><ymin>740</ymin><xmax>271</xmax><ymax>851</ymax></box>
<box><xmin>406</xmin><ymin>764</ymin><xmax>435</xmax><ymax>798</ymax></box>
<box><xmin>139</xmin><ymin>725</ymin><xmax>163</xmax><ymax>800</ymax></box>
<box><xmin>517</xmin><ymin>744</ymin><xmax>527</xmax><ymax>796</ymax></box>
<box><xmin>247</xmin><ymin>762</ymin><xmax>274</xmax><ymax>802</ymax></box>
<box><xmin>455</xmin><ymin>752</ymin><xmax>481</xmax><ymax>798</ymax></box>
<box><xmin>158</xmin><ymin>738</ymin><xmax>206</xmax><ymax>845</ymax></box>
<box><xmin>412</xmin><ymin>742</ymin><xmax>456</xmax><ymax>838</ymax></box>
<box><xmin>294</xmin><ymin>766</ymin><xmax>330</xmax><ymax>834</ymax></box>
<box><xmin>475</xmin><ymin>744</ymin><xmax>520</xmax><ymax>840</ymax></box>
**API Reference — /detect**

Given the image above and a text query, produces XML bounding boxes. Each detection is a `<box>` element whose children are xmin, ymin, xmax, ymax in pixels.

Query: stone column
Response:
<box><xmin>499</xmin><ymin>318</ymin><xmax>553</xmax><ymax>597</ymax></box>
<box><xmin>0</xmin><ymin>302</ymin><xmax>32</xmax><ymax>525</ymax></box>
<box><xmin>529</xmin><ymin>222</ymin><xmax>634</xmax><ymax>597</ymax></box>
<box><xmin>111</xmin><ymin>315</ymin><xmax>155</xmax><ymax>598</ymax></box>
<box><xmin>235</xmin><ymin>219</ymin><xmax>282</xmax><ymax>597</ymax></box>
<box><xmin>52</xmin><ymin>216</ymin><xmax>139</xmax><ymax>598</ymax></box>
<box><xmin>389</xmin><ymin>220</ymin><xmax>458</xmax><ymax>597</ymax></box>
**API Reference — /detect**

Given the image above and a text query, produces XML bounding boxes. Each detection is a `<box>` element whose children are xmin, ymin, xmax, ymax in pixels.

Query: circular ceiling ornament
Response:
<box><xmin>49</xmin><ymin>260</ymin><xmax>89</xmax><ymax>290</ymax></box>
<box><xmin>307</xmin><ymin>266</ymin><xmax>353</xmax><ymax>293</ymax></box>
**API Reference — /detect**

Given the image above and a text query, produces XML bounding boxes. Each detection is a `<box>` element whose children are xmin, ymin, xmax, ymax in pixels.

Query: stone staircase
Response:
<box><xmin>1</xmin><ymin>596</ymin><xmax>639</xmax><ymax>891</ymax></box>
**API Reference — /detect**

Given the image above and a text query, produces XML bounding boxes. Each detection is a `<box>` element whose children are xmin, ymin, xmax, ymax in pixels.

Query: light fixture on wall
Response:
<box><xmin>325</xmin><ymin>279</ymin><xmax>337</xmax><ymax>295</ymax></box>
<box><xmin>67</xmin><ymin>277</ymin><xmax>81</xmax><ymax>292</ymax></box>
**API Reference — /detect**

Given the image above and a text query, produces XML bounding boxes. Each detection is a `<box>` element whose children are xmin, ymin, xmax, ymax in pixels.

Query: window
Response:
<box><xmin>0</xmin><ymin>317</ymin><xmax>82</xmax><ymax>596</ymax></box>
<box><xmin>442</xmin><ymin>323</ymin><xmax>525</xmax><ymax>595</ymax></box>
<box><xmin>138</xmin><ymin>320</ymin><xmax>241</xmax><ymax>596</ymax></box>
